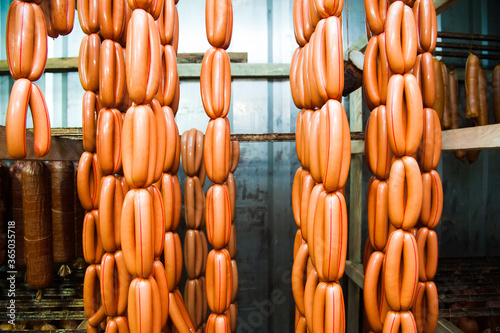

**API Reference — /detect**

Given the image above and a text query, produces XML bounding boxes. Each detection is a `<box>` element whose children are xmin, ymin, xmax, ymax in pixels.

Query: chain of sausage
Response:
<box><xmin>201</xmin><ymin>1</ymin><xmax>235</xmax><ymax>331</ymax></box>
<box><xmin>5</xmin><ymin>0</ymin><xmax>51</xmax><ymax>160</ymax></box>
<box><xmin>291</xmin><ymin>1</ymin><xmax>349</xmax><ymax>332</ymax></box>
<box><xmin>77</xmin><ymin>1</ymin><xmax>132</xmax><ymax>331</ymax></box>
<box><xmin>363</xmin><ymin>1</ymin><xmax>441</xmax><ymax>333</ymax></box>
<box><xmin>181</xmin><ymin>128</ymin><xmax>209</xmax><ymax>332</ymax></box>
<box><xmin>414</xmin><ymin>1</ymin><xmax>441</xmax><ymax>332</ymax></box>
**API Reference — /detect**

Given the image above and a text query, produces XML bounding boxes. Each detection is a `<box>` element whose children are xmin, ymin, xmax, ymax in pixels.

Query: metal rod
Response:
<box><xmin>433</xmin><ymin>50</ymin><xmax>500</xmax><ymax>60</ymax></box>
<box><xmin>438</xmin><ymin>31</ymin><xmax>500</xmax><ymax>42</ymax></box>
<box><xmin>437</xmin><ymin>41</ymin><xmax>500</xmax><ymax>52</ymax></box>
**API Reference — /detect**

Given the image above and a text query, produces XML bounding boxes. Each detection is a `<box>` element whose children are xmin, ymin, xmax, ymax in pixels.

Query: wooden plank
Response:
<box><xmin>0</xmin><ymin>126</ymin><xmax>84</xmax><ymax>161</ymax></box>
<box><xmin>436</xmin><ymin>319</ymin><xmax>464</xmax><ymax>333</ymax></box>
<box><xmin>345</xmin><ymin>261</ymin><xmax>365</xmax><ymax>289</ymax></box>
<box><xmin>0</xmin><ymin>299</ymin><xmax>83</xmax><ymax>308</ymax></box>
<box><xmin>439</xmin><ymin>307</ymin><xmax>500</xmax><ymax>319</ymax></box>
<box><xmin>7</xmin><ymin>330</ymin><xmax>85</xmax><ymax>333</ymax></box>
<box><xmin>347</xmin><ymin>88</ymin><xmax>364</xmax><ymax>333</ymax></box>
<box><xmin>439</xmin><ymin>293</ymin><xmax>500</xmax><ymax>303</ymax></box>
<box><xmin>441</xmin><ymin>124</ymin><xmax>500</xmax><ymax>151</ymax></box>
<box><xmin>0</xmin><ymin>53</ymin><xmax>248</xmax><ymax>75</ymax></box>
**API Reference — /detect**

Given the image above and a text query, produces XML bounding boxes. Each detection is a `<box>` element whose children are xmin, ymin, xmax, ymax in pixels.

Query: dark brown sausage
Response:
<box><xmin>74</xmin><ymin>161</ymin><xmax>85</xmax><ymax>257</ymax></box>
<box><xmin>10</xmin><ymin>162</ymin><xmax>26</xmax><ymax>267</ymax></box>
<box><xmin>51</xmin><ymin>161</ymin><xmax>75</xmax><ymax>264</ymax></box>
<box><xmin>22</xmin><ymin>162</ymin><xmax>53</xmax><ymax>289</ymax></box>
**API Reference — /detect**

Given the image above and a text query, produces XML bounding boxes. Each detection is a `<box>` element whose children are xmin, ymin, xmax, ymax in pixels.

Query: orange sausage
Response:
<box><xmin>304</xmin><ymin>268</ymin><xmax>319</xmax><ymax>333</ymax></box>
<box><xmin>77</xmin><ymin>0</ymin><xmax>99</xmax><ymax>34</ymax></box>
<box><xmin>465</xmin><ymin>53</ymin><xmax>480</xmax><ymax>119</ymax></box>
<box><xmin>386</xmin><ymin>73</ymin><xmax>423</xmax><ymax>156</ymax></box>
<box><xmin>413</xmin><ymin>0</ymin><xmax>437</xmax><ymax>53</ymax></box>
<box><xmin>200</xmin><ymin>48</ymin><xmax>232</xmax><ymax>119</ymax></box>
<box><xmin>206</xmin><ymin>313</ymin><xmax>231</xmax><ymax>333</ymax></box>
<box><xmin>204</xmin><ymin>117</ymin><xmax>231</xmax><ymax>184</ymax></box>
<box><xmin>309</xmin><ymin>186</ymin><xmax>327</xmax><ymax>267</ymax></box>
<box><xmin>418</xmin><ymin>108</ymin><xmax>441</xmax><ymax>172</ymax></box>
<box><xmin>303</xmin><ymin>183</ymin><xmax>323</xmax><ymax>247</ymax></box>
<box><xmin>377</xmin><ymin>33</ymin><xmax>392</xmax><ymax>105</ymax></box>
<box><xmin>300</xmin><ymin>110</ymin><xmax>313</xmax><ymax>171</ymax></box>
<box><xmin>299</xmin><ymin>172</ymin><xmax>315</xmax><ymax>240</ymax></box>
<box><xmin>228</xmin><ymin>224</ymin><xmax>237</xmax><ymax>259</ymax></box>
<box><xmin>5</xmin><ymin>80</ymin><xmax>51</xmax><ymax>159</ymax></box>
<box><xmin>384</xmin><ymin>1</ymin><xmax>417</xmax><ymax>74</ymax></box>
<box><xmin>82</xmin><ymin>210</ymin><xmax>104</xmax><ymax>264</ymax></box>
<box><xmin>84</xmin><ymin>264</ymin><xmax>102</xmax><ymax>320</ymax></box>
<box><xmin>125</xmin><ymin>8</ymin><xmax>161</xmax><ymax>105</ymax></box>
<box><xmin>162</xmin><ymin>105</ymin><xmax>180</xmax><ymax>173</ymax></box>
<box><xmin>312</xmin><ymin>282</ymin><xmax>345</xmax><ymax>333</ymax></box>
<box><xmin>367</xmin><ymin>178</ymin><xmax>390</xmax><ymax>251</ymax></box>
<box><xmin>77</xmin><ymin>152</ymin><xmax>103</xmax><ymax>211</ymax></box>
<box><xmin>156</xmin><ymin>0</ymin><xmax>176</xmax><ymax>45</ymax></box>
<box><xmin>82</xmin><ymin>91</ymin><xmax>98</xmax><ymax>152</ymax></box>
<box><xmin>168</xmin><ymin>290</ymin><xmax>196</xmax><ymax>333</ymax></box>
<box><xmin>105</xmin><ymin>317</ymin><xmax>130</xmax><ymax>333</ymax></box>
<box><xmin>205</xmin><ymin>0</ymin><xmax>233</xmax><ymax>49</ymax></box>
<box><xmin>99</xmin><ymin>40</ymin><xmax>126</xmax><ymax>108</ymax></box>
<box><xmin>383</xmin><ymin>230</ymin><xmax>419</xmax><ymax>311</ymax></box>
<box><xmin>312</xmin><ymin>16</ymin><xmax>344</xmax><ymax>102</ymax></box>
<box><xmin>292</xmin><ymin>243</ymin><xmax>309</xmax><ymax>316</ymax></box>
<box><xmin>364</xmin><ymin>0</ymin><xmax>387</xmax><ymax>35</ymax></box>
<box><xmin>79</xmin><ymin>33</ymin><xmax>100</xmax><ymax>93</ymax></box>
<box><xmin>382</xmin><ymin>310</ymin><xmax>417</xmax><ymax>333</ymax></box>
<box><xmin>388</xmin><ymin>157</ymin><xmax>423</xmax><ymax>230</ymax></box>
<box><xmin>420</xmin><ymin>170</ymin><xmax>443</xmax><ymax>229</ymax></box>
<box><xmin>314</xmin><ymin>191</ymin><xmax>347</xmax><ymax>282</ymax></box>
<box><xmin>128</xmin><ymin>278</ymin><xmax>154</xmax><ymax>333</ymax></box>
<box><xmin>292</xmin><ymin>167</ymin><xmax>304</xmax><ymax>227</ymax></box>
<box><xmin>96</xmin><ymin>109</ymin><xmax>123</xmax><ymax>176</ymax></box>
<box><xmin>319</xmin><ymin>100</ymin><xmax>351</xmax><ymax>193</ymax></box>
<box><xmin>205</xmin><ymin>184</ymin><xmax>232</xmax><ymax>249</ymax></box>
<box><xmin>164</xmin><ymin>231</ymin><xmax>183</xmax><ymax>290</ymax></box>
<box><xmin>413</xmin><ymin>52</ymin><xmax>435</xmax><ymax>108</ymax></box>
<box><xmin>184</xmin><ymin>278</ymin><xmax>203</xmax><ymax>328</ymax></box>
<box><xmin>122</xmin><ymin>105</ymin><xmax>157</xmax><ymax>188</ymax></box>
<box><xmin>6</xmin><ymin>1</ymin><xmax>47</xmax><ymax>81</ymax></box>
<box><xmin>99</xmin><ymin>175</ymin><xmax>123</xmax><ymax>252</ymax></box>
<box><xmin>290</xmin><ymin>48</ymin><xmax>303</xmax><ymax>110</ymax></box>
<box><xmin>293</xmin><ymin>0</ymin><xmax>315</xmax><ymax>46</ymax></box>
<box><xmin>149</xmin><ymin>100</ymin><xmax>168</xmax><ymax>183</ymax></box>
<box><xmin>231</xmin><ymin>259</ymin><xmax>238</xmax><ymax>303</ymax></box>
<box><xmin>51</xmin><ymin>0</ymin><xmax>75</xmax><ymax>35</ymax></box>
<box><xmin>181</xmin><ymin>129</ymin><xmax>205</xmax><ymax>177</ymax></box>
<box><xmin>161</xmin><ymin>173</ymin><xmax>182</xmax><ymax>232</ymax></box>
<box><xmin>155</xmin><ymin>45</ymin><xmax>179</xmax><ymax>108</ymax></box>
<box><xmin>365</xmin><ymin>105</ymin><xmax>393</xmax><ymax>180</ymax></box>
<box><xmin>184</xmin><ymin>177</ymin><xmax>205</xmax><ymax>229</ymax></box>
<box><xmin>99</xmin><ymin>0</ymin><xmax>125</xmax><ymax>40</ymax></box>
<box><xmin>206</xmin><ymin>249</ymin><xmax>232</xmax><ymax>314</ymax></box>
<box><xmin>120</xmin><ymin>189</ymin><xmax>154</xmax><ymax>278</ymax></box>
<box><xmin>363</xmin><ymin>35</ymin><xmax>381</xmax><ymax>110</ymax></box>
<box><xmin>313</xmin><ymin>0</ymin><xmax>343</xmax><ymax>18</ymax></box>
<box><xmin>229</xmin><ymin>141</ymin><xmax>240</xmax><ymax>174</ymax></box>
<box><xmin>416</xmin><ymin>227</ymin><xmax>438</xmax><ymax>282</ymax></box>
<box><xmin>309</xmin><ymin>111</ymin><xmax>322</xmax><ymax>183</ymax></box>
<box><xmin>184</xmin><ymin>229</ymin><xmax>204</xmax><ymax>279</ymax></box>
<box><xmin>363</xmin><ymin>251</ymin><xmax>384</xmax><ymax>333</ymax></box>
<box><xmin>227</xmin><ymin>172</ymin><xmax>236</xmax><ymax>222</ymax></box>
<box><xmin>147</xmin><ymin>184</ymin><xmax>165</xmax><ymax>258</ymax></box>
<box><xmin>152</xmin><ymin>260</ymin><xmax>169</xmax><ymax>328</ymax></box>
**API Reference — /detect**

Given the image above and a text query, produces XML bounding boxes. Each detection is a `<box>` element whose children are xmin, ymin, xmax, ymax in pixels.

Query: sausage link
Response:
<box><xmin>465</xmin><ymin>53</ymin><xmax>480</xmax><ymax>119</ymax></box>
<box><xmin>200</xmin><ymin>48</ymin><xmax>232</xmax><ymax>119</ymax></box>
<box><xmin>367</xmin><ymin>178</ymin><xmax>390</xmax><ymax>251</ymax></box>
<box><xmin>205</xmin><ymin>184</ymin><xmax>232</xmax><ymax>250</ymax></box>
<box><xmin>77</xmin><ymin>0</ymin><xmax>99</xmax><ymax>34</ymax></box>
<box><xmin>205</xmin><ymin>0</ymin><xmax>233</xmax><ymax>49</ymax></box>
<box><xmin>51</xmin><ymin>0</ymin><xmax>75</xmax><ymax>35</ymax></box>
<box><xmin>365</xmin><ymin>105</ymin><xmax>393</xmax><ymax>180</ymax></box>
<box><xmin>204</xmin><ymin>117</ymin><xmax>231</xmax><ymax>184</ymax></box>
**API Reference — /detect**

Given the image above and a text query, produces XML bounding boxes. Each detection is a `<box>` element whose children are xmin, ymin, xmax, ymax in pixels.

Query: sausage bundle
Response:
<box><xmin>291</xmin><ymin>1</ymin><xmax>349</xmax><ymax>332</ymax></box>
<box><xmin>362</xmin><ymin>1</ymin><xmax>441</xmax><ymax>332</ymax></box>
<box><xmin>5</xmin><ymin>0</ymin><xmax>51</xmax><ymax>159</ymax></box>
<box><xmin>181</xmin><ymin>129</ymin><xmax>209</xmax><ymax>332</ymax></box>
<box><xmin>201</xmin><ymin>1</ymin><xmax>235</xmax><ymax>331</ymax></box>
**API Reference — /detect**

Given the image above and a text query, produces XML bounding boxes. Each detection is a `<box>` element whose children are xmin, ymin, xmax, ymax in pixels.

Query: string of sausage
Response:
<box><xmin>201</xmin><ymin>0</ymin><xmax>235</xmax><ymax>331</ymax></box>
<box><xmin>413</xmin><ymin>2</ymin><xmax>441</xmax><ymax>332</ymax></box>
<box><xmin>363</xmin><ymin>1</ymin><xmax>440</xmax><ymax>333</ymax></box>
<box><xmin>181</xmin><ymin>128</ymin><xmax>209</xmax><ymax>333</ymax></box>
<box><xmin>5</xmin><ymin>0</ymin><xmax>51</xmax><ymax>159</ymax></box>
<box><xmin>77</xmin><ymin>0</ymin><xmax>130</xmax><ymax>331</ymax></box>
<box><xmin>291</xmin><ymin>1</ymin><xmax>349</xmax><ymax>332</ymax></box>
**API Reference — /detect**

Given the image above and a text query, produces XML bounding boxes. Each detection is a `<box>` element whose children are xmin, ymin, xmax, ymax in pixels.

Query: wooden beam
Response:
<box><xmin>344</xmin><ymin>261</ymin><xmax>365</xmax><ymax>289</ymax></box>
<box><xmin>434</xmin><ymin>0</ymin><xmax>463</xmax><ymax>15</ymax></box>
<box><xmin>441</xmin><ymin>124</ymin><xmax>500</xmax><ymax>151</ymax></box>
